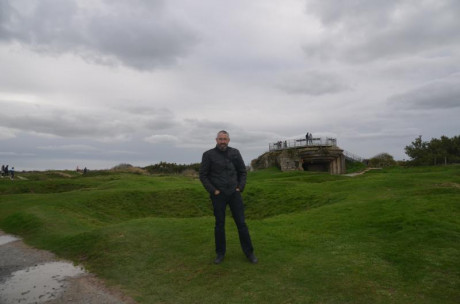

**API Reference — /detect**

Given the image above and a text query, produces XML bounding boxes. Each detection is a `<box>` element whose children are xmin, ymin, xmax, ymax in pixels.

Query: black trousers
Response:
<box><xmin>211</xmin><ymin>191</ymin><xmax>254</xmax><ymax>256</ymax></box>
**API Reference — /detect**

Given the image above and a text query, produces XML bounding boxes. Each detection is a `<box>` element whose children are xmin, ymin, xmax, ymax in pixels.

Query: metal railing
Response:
<box><xmin>343</xmin><ymin>150</ymin><xmax>365</xmax><ymax>163</ymax></box>
<box><xmin>269</xmin><ymin>137</ymin><xmax>337</xmax><ymax>151</ymax></box>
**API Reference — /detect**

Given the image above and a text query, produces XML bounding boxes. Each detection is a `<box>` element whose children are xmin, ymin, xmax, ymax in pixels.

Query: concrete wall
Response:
<box><xmin>251</xmin><ymin>146</ymin><xmax>346</xmax><ymax>174</ymax></box>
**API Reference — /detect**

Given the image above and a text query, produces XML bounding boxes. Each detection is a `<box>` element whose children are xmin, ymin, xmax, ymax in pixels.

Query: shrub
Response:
<box><xmin>368</xmin><ymin>153</ymin><xmax>397</xmax><ymax>168</ymax></box>
<box><xmin>144</xmin><ymin>162</ymin><xmax>200</xmax><ymax>174</ymax></box>
<box><xmin>111</xmin><ymin>163</ymin><xmax>147</xmax><ymax>175</ymax></box>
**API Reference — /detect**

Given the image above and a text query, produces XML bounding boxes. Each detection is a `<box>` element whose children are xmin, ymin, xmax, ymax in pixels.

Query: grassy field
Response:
<box><xmin>0</xmin><ymin>166</ymin><xmax>459</xmax><ymax>303</ymax></box>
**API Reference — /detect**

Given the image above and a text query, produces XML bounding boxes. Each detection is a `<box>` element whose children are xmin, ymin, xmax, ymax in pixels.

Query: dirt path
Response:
<box><xmin>0</xmin><ymin>231</ymin><xmax>135</xmax><ymax>304</ymax></box>
<box><xmin>344</xmin><ymin>167</ymin><xmax>382</xmax><ymax>177</ymax></box>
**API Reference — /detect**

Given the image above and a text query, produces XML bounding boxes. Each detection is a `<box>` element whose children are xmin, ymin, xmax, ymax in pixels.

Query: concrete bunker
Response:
<box><xmin>251</xmin><ymin>137</ymin><xmax>346</xmax><ymax>174</ymax></box>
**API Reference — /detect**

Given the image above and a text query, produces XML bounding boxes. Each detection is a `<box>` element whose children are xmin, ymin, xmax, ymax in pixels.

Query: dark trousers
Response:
<box><xmin>212</xmin><ymin>191</ymin><xmax>254</xmax><ymax>257</ymax></box>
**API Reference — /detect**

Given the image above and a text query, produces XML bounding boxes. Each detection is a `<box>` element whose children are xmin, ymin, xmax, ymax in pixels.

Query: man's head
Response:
<box><xmin>216</xmin><ymin>130</ymin><xmax>230</xmax><ymax>151</ymax></box>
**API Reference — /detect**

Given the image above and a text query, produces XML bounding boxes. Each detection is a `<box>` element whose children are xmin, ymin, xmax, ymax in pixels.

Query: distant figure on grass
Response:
<box><xmin>199</xmin><ymin>130</ymin><xmax>258</xmax><ymax>264</ymax></box>
<box><xmin>10</xmin><ymin>167</ymin><xmax>14</xmax><ymax>180</ymax></box>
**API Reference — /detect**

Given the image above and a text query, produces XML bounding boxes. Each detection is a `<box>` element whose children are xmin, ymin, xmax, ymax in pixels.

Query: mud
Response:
<box><xmin>0</xmin><ymin>262</ymin><xmax>85</xmax><ymax>303</ymax></box>
<box><xmin>0</xmin><ymin>231</ymin><xmax>135</xmax><ymax>304</ymax></box>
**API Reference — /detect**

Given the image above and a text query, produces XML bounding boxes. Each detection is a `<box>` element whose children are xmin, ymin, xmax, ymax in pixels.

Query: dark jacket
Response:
<box><xmin>199</xmin><ymin>146</ymin><xmax>247</xmax><ymax>195</ymax></box>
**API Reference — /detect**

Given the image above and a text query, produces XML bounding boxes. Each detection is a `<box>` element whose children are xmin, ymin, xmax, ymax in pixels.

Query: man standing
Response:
<box><xmin>199</xmin><ymin>130</ymin><xmax>257</xmax><ymax>264</ymax></box>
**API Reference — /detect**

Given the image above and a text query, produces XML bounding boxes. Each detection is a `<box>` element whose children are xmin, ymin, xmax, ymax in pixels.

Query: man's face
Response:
<box><xmin>216</xmin><ymin>133</ymin><xmax>230</xmax><ymax>151</ymax></box>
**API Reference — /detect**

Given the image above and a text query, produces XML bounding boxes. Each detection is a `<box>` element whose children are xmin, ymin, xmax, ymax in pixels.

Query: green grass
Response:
<box><xmin>1</xmin><ymin>166</ymin><xmax>459</xmax><ymax>303</ymax></box>
<box><xmin>345</xmin><ymin>159</ymin><xmax>367</xmax><ymax>173</ymax></box>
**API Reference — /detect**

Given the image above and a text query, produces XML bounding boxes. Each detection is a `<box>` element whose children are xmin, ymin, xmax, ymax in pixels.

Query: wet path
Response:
<box><xmin>0</xmin><ymin>231</ymin><xmax>134</xmax><ymax>304</ymax></box>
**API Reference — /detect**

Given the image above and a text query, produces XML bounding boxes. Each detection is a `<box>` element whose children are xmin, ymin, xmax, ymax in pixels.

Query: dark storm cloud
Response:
<box><xmin>304</xmin><ymin>0</ymin><xmax>460</xmax><ymax>62</ymax></box>
<box><xmin>388</xmin><ymin>75</ymin><xmax>460</xmax><ymax>110</ymax></box>
<box><xmin>0</xmin><ymin>0</ymin><xmax>199</xmax><ymax>70</ymax></box>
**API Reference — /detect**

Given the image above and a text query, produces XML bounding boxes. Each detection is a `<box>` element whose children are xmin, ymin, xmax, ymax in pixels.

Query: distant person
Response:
<box><xmin>83</xmin><ymin>167</ymin><xmax>87</xmax><ymax>174</ymax></box>
<box><xmin>1</xmin><ymin>165</ymin><xmax>4</xmax><ymax>177</ymax></box>
<box><xmin>10</xmin><ymin>167</ymin><xmax>14</xmax><ymax>180</ymax></box>
<box><xmin>199</xmin><ymin>130</ymin><xmax>257</xmax><ymax>264</ymax></box>
<box><xmin>305</xmin><ymin>132</ymin><xmax>309</xmax><ymax>145</ymax></box>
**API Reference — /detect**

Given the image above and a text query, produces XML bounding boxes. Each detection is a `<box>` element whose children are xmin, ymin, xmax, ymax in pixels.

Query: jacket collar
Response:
<box><xmin>214</xmin><ymin>145</ymin><xmax>230</xmax><ymax>153</ymax></box>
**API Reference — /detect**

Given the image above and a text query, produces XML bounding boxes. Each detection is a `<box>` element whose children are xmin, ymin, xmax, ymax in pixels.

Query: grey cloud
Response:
<box><xmin>0</xmin><ymin>151</ymin><xmax>35</xmax><ymax>157</ymax></box>
<box><xmin>0</xmin><ymin>126</ymin><xmax>16</xmax><ymax>139</ymax></box>
<box><xmin>144</xmin><ymin>134</ymin><xmax>178</xmax><ymax>144</ymax></box>
<box><xmin>0</xmin><ymin>99</ymin><xmax>182</xmax><ymax>144</ymax></box>
<box><xmin>306</xmin><ymin>0</ymin><xmax>400</xmax><ymax>28</ymax></box>
<box><xmin>143</xmin><ymin>118</ymin><xmax>176</xmax><ymax>130</ymax></box>
<box><xmin>304</xmin><ymin>0</ymin><xmax>460</xmax><ymax>62</ymax></box>
<box><xmin>277</xmin><ymin>71</ymin><xmax>349</xmax><ymax>95</ymax></box>
<box><xmin>38</xmin><ymin>143</ymin><xmax>140</xmax><ymax>156</ymax></box>
<box><xmin>144</xmin><ymin>118</ymin><xmax>269</xmax><ymax>151</ymax></box>
<box><xmin>173</xmin><ymin>118</ymin><xmax>276</xmax><ymax>152</ymax></box>
<box><xmin>184</xmin><ymin>118</ymin><xmax>233</xmax><ymax>130</ymax></box>
<box><xmin>173</xmin><ymin>119</ymin><xmax>234</xmax><ymax>148</ymax></box>
<box><xmin>37</xmin><ymin>144</ymin><xmax>99</xmax><ymax>152</ymax></box>
<box><xmin>7</xmin><ymin>112</ymin><xmax>133</xmax><ymax>138</ymax></box>
<box><xmin>0</xmin><ymin>101</ymin><xmax>136</xmax><ymax>139</ymax></box>
<box><xmin>119</xmin><ymin>105</ymin><xmax>172</xmax><ymax>116</ymax></box>
<box><xmin>0</xmin><ymin>0</ymin><xmax>199</xmax><ymax>70</ymax></box>
<box><xmin>388</xmin><ymin>76</ymin><xmax>460</xmax><ymax>110</ymax></box>
<box><xmin>118</xmin><ymin>106</ymin><xmax>177</xmax><ymax>130</ymax></box>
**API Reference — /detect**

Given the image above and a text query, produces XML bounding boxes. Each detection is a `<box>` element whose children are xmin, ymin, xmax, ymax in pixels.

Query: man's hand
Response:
<box><xmin>214</xmin><ymin>190</ymin><xmax>220</xmax><ymax>195</ymax></box>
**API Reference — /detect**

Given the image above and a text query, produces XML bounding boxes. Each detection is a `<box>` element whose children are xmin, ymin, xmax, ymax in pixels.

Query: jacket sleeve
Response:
<box><xmin>199</xmin><ymin>151</ymin><xmax>216</xmax><ymax>194</ymax></box>
<box><xmin>235</xmin><ymin>150</ymin><xmax>247</xmax><ymax>192</ymax></box>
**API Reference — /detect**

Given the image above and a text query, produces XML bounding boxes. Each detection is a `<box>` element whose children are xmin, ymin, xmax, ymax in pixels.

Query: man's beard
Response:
<box><xmin>218</xmin><ymin>143</ymin><xmax>228</xmax><ymax>151</ymax></box>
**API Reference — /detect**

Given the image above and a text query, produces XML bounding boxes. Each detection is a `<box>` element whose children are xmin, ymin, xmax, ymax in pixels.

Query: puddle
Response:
<box><xmin>0</xmin><ymin>235</ymin><xmax>20</xmax><ymax>246</ymax></box>
<box><xmin>0</xmin><ymin>261</ymin><xmax>86</xmax><ymax>303</ymax></box>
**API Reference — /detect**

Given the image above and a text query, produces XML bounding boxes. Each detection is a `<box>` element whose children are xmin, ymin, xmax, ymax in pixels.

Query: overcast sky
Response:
<box><xmin>1</xmin><ymin>0</ymin><xmax>459</xmax><ymax>171</ymax></box>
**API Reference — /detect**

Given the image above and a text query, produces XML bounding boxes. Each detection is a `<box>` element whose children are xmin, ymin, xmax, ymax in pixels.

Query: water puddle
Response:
<box><xmin>0</xmin><ymin>261</ymin><xmax>86</xmax><ymax>303</ymax></box>
<box><xmin>0</xmin><ymin>235</ymin><xmax>20</xmax><ymax>246</ymax></box>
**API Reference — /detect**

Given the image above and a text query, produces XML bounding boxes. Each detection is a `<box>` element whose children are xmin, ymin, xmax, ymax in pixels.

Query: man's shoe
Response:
<box><xmin>214</xmin><ymin>255</ymin><xmax>225</xmax><ymax>264</ymax></box>
<box><xmin>247</xmin><ymin>253</ymin><xmax>258</xmax><ymax>264</ymax></box>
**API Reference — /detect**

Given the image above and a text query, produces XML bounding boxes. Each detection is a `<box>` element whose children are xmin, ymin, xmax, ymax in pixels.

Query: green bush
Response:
<box><xmin>144</xmin><ymin>161</ymin><xmax>200</xmax><ymax>174</ymax></box>
<box><xmin>368</xmin><ymin>152</ymin><xmax>397</xmax><ymax>167</ymax></box>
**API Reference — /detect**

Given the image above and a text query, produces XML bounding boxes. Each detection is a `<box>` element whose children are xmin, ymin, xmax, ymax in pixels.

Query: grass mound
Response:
<box><xmin>1</xmin><ymin>166</ymin><xmax>459</xmax><ymax>303</ymax></box>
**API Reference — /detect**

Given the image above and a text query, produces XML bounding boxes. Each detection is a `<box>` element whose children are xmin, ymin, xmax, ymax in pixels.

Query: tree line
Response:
<box><xmin>405</xmin><ymin>135</ymin><xmax>460</xmax><ymax>165</ymax></box>
<box><xmin>144</xmin><ymin>161</ymin><xmax>200</xmax><ymax>174</ymax></box>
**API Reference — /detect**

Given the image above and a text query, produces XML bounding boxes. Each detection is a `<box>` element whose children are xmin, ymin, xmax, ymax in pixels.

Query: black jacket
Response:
<box><xmin>199</xmin><ymin>146</ymin><xmax>247</xmax><ymax>195</ymax></box>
